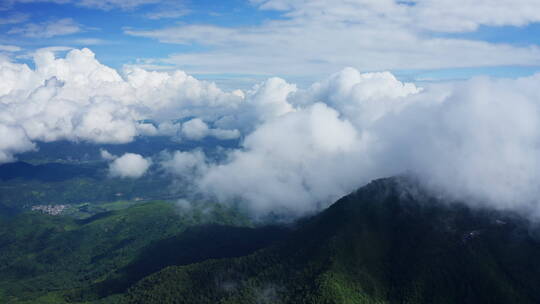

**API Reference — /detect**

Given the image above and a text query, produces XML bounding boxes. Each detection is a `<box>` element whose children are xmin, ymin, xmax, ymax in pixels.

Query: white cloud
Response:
<box><xmin>210</xmin><ymin>77</ymin><xmax>297</xmax><ymax>133</ymax></box>
<box><xmin>125</xmin><ymin>0</ymin><xmax>540</xmax><ymax>77</ymax></box>
<box><xmin>199</xmin><ymin>103</ymin><xmax>364</xmax><ymax>217</ymax></box>
<box><xmin>210</xmin><ymin>128</ymin><xmax>240</xmax><ymax>140</ymax></box>
<box><xmin>100</xmin><ymin>148</ymin><xmax>116</xmax><ymax>160</ymax></box>
<box><xmin>373</xmin><ymin>75</ymin><xmax>540</xmax><ymax>214</ymax></box>
<box><xmin>145</xmin><ymin>7</ymin><xmax>190</xmax><ymax>19</ymax></box>
<box><xmin>108</xmin><ymin>153</ymin><xmax>152</xmax><ymax>178</ymax></box>
<box><xmin>0</xmin><ymin>48</ymin><xmax>245</xmax><ymax>162</ymax></box>
<box><xmin>155</xmin><ymin>121</ymin><xmax>181</xmax><ymax>137</ymax></box>
<box><xmin>148</xmin><ymin>68</ymin><xmax>540</xmax><ymax>222</ymax></box>
<box><xmin>143</xmin><ymin>118</ymin><xmax>239</xmax><ymax>141</ymax></box>
<box><xmin>181</xmin><ymin>118</ymin><xmax>210</xmax><ymax>140</ymax></box>
<box><xmin>72</xmin><ymin>38</ymin><xmax>109</xmax><ymax>45</ymax></box>
<box><xmin>33</xmin><ymin>46</ymin><xmax>74</xmax><ymax>54</ymax></box>
<box><xmin>0</xmin><ymin>45</ymin><xmax>21</xmax><ymax>52</ymax></box>
<box><xmin>246</xmin><ymin>77</ymin><xmax>296</xmax><ymax>121</ymax></box>
<box><xmin>0</xmin><ymin>124</ymin><xmax>35</xmax><ymax>163</ymax></box>
<box><xmin>408</xmin><ymin>0</ymin><xmax>540</xmax><ymax>32</ymax></box>
<box><xmin>180</xmin><ymin>118</ymin><xmax>240</xmax><ymax>141</ymax></box>
<box><xmin>291</xmin><ymin>68</ymin><xmax>421</xmax><ymax>129</ymax></box>
<box><xmin>4</xmin><ymin>46</ymin><xmax>540</xmax><ymax>223</ymax></box>
<box><xmin>160</xmin><ymin>149</ymin><xmax>208</xmax><ymax>179</ymax></box>
<box><xmin>8</xmin><ymin>18</ymin><xmax>81</xmax><ymax>38</ymax></box>
<box><xmin>254</xmin><ymin>0</ymin><xmax>540</xmax><ymax>32</ymax></box>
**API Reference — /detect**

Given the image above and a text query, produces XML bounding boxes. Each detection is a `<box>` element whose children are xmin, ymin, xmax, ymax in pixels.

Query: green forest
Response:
<box><xmin>3</xmin><ymin>176</ymin><xmax>540</xmax><ymax>303</ymax></box>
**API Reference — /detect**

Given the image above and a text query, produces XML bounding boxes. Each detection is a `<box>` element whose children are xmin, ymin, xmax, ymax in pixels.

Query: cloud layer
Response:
<box><xmin>3</xmin><ymin>48</ymin><xmax>540</xmax><ymax>221</ymax></box>
<box><xmin>163</xmin><ymin>67</ymin><xmax>540</xmax><ymax>220</ymax></box>
<box><xmin>126</xmin><ymin>0</ymin><xmax>540</xmax><ymax>77</ymax></box>
<box><xmin>0</xmin><ymin>48</ymin><xmax>244</xmax><ymax>162</ymax></box>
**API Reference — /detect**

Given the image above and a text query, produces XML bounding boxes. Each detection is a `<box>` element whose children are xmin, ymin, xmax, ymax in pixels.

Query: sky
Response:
<box><xmin>2</xmin><ymin>0</ymin><xmax>540</xmax><ymax>87</ymax></box>
<box><xmin>3</xmin><ymin>1</ymin><xmax>540</xmax><ymax>220</ymax></box>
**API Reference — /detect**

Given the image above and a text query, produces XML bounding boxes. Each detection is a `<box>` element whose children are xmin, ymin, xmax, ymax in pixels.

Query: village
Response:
<box><xmin>31</xmin><ymin>204</ymin><xmax>69</xmax><ymax>216</ymax></box>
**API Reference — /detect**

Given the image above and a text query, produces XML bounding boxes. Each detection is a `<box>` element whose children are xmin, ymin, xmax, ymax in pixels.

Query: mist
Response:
<box><xmin>165</xmin><ymin>70</ymin><xmax>540</xmax><ymax>220</ymax></box>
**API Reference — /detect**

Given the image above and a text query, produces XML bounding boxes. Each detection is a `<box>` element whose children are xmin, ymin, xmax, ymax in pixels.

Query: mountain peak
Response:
<box><xmin>124</xmin><ymin>175</ymin><xmax>540</xmax><ymax>304</ymax></box>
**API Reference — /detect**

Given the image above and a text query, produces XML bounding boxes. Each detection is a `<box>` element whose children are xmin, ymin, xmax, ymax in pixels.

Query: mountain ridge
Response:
<box><xmin>122</xmin><ymin>176</ymin><xmax>540</xmax><ymax>304</ymax></box>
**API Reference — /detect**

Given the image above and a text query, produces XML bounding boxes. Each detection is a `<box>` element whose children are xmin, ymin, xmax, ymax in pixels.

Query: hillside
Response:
<box><xmin>123</xmin><ymin>176</ymin><xmax>540</xmax><ymax>304</ymax></box>
<box><xmin>0</xmin><ymin>201</ymin><xmax>288</xmax><ymax>303</ymax></box>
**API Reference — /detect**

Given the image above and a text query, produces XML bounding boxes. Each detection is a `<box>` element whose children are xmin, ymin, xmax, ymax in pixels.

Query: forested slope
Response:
<box><xmin>123</xmin><ymin>177</ymin><xmax>540</xmax><ymax>304</ymax></box>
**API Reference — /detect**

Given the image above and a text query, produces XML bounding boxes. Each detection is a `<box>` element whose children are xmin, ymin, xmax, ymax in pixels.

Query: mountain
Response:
<box><xmin>122</xmin><ymin>176</ymin><xmax>540</xmax><ymax>304</ymax></box>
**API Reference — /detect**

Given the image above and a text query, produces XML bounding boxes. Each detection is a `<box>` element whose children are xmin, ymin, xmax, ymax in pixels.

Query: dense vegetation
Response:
<box><xmin>122</xmin><ymin>177</ymin><xmax>540</xmax><ymax>304</ymax></box>
<box><xmin>4</xmin><ymin>170</ymin><xmax>540</xmax><ymax>303</ymax></box>
<box><xmin>0</xmin><ymin>200</ymin><xmax>289</xmax><ymax>303</ymax></box>
<box><xmin>0</xmin><ymin>161</ymin><xmax>177</xmax><ymax>212</ymax></box>
<box><xmin>0</xmin><ymin>137</ymin><xmax>239</xmax><ymax>213</ymax></box>
<box><xmin>0</xmin><ymin>133</ymin><xmax>258</xmax><ymax>303</ymax></box>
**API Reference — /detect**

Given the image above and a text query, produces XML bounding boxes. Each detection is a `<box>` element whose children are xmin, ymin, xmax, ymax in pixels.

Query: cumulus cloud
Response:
<box><xmin>108</xmin><ymin>153</ymin><xmax>152</xmax><ymax>178</ymax></box>
<box><xmin>291</xmin><ymin>68</ymin><xmax>422</xmax><ymax>129</ymax></box>
<box><xmin>160</xmin><ymin>149</ymin><xmax>208</xmax><ymax>180</ymax></box>
<box><xmin>210</xmin><ymin>128</ymin><xmax>241</xmax><ymax>140</ymax></box>
<box><xmin>157</xmin><ymin>70</ymin><xmax>422</xmax><ymax>217</ymax></box>
<box><xmin>181</xmin><ymin>118</ymin><xmax>240</xmax><ymax>141</ymax></box>
<box><xmin>152</xmin><ymin>121</ymin><xmax>181</xmax><ymax>137</ymax></box>
<box><xmin>181</xmin><ymin>118</ymin><xmax>210</xmax><ymax>140</ymax></box>
<box><xmin>199</xmin><ymin>103</ymin><xmax>364</xmax><ymax>217</ymax></box>
<box><xmin>100</xmin><ymin>149</ymin><xmax>116</xmax><ymax>160</ymax></box>
<box><xmin>4</xmin><ymin>47</ymin><xmax>540</xmax><ymax>223</ymax></box>
<box><xmin>0</xmin><ymin>48</ymin><xmax>243</xmax><ymax>162</ymax></box>
<box><xmin>210</xmin><ymin>77</ymin><xmax>297</xmax><ymax>133</ymax></box>
<box><xmin>152</xmin><ymin>68</ymin><xmax>540</xmax><ymax>222</ymax></box>
<box><xmin>0</xmin><ymin>124</ymin><xmax>35</xmax><ymax>163</ymax></box>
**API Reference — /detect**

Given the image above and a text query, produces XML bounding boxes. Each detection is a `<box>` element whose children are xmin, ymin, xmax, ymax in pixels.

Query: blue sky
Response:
<box><xmin>2</xmin><ymin>0</ymin><xmax>540</xmax><ymax>87</ymax></box>
<box><xmin>0</xmin><ymin>1</ymin><xmax>274</xmax><ymax>63</ymax></box>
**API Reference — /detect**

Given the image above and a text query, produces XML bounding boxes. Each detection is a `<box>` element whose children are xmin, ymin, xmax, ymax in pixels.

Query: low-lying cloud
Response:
<box><xmin>181</xmin><ymin>118</ymin><xmax>240</xmax><ymax>141</ymax></box>
<box><xmin>3</xmin><ymin>48</ymin><xmax>540</xmax><ymax>220</ymax></box>
<box><xmin>163</xmin><ymin>68</ymin><xmax>540</xmax><ymax>220</ymax></box>
<box><xmin>108</xmin><ymin>152</ymin><xmax>152</xmax><ymax>178</ymax></box>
